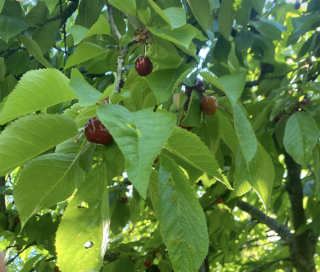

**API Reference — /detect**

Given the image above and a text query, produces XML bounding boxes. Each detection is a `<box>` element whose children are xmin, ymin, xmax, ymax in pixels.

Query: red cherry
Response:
<box><xmin>301</xmin><ymin>98</ymin><xmax>310</xmax><ymax>105</ymax></box>
<box><xmin>201</xmin><ymin>96</ymin><xmax>218</xmax><ymax>116</ymax></box>
<box><xmin>120</xmin><ymin>197</ymin><xmax>128</xmax><ymax>204</ymax></box>
<box><xmin>231</xmin><ymin>27</ymin><xmax>237</xmax><ymax>37</ymax></box>
<box><xmin>185</xmin><ymin>85</ymin><xmax>193</xmax><ymax>97</ymax></box>
<box><xmin>14</xmin><ymin>217</ymin><xmax>20</xmax><ymax>224</ymax></box>
<box><xmin>54</xmin><ymin>266</ymin><xmax>60</xmax><ymax>272</ymax></box>
<box><xmin>85</xmin><ymin>117</ymin><xmax>113</xmax><ymax>146</ymax></box>
<box><xmin>12</xmin><ymin>201</ymin><xmax>15</xmax><ymax>205</ymax></box>
<box><xmin>179</xmin><ymin>117</ymin><xmax>193</xmax><ymax>131</ymax></box>
<box><xmin>216</xmin><ymin>198</ymin><xmax>223</xmax><ymax>204</ymax></box>
<box><xmin>194</xmin><ymin>78</ymin><xmax>205</xmax><ymax>93</ymax></box>
<box><xmin>274</xmin><ymin>115</ymin><xmax>281</xmax><ymax>122</ymax></box>
<box><xmin>16</xmin><ymin>246</ymin><xmax>22</xmax><ymax>251</ymax></box>
<box><xmin>294</xmin><ymin>1</ymin><xmax>300</xmax><ymax>9</ymax></box>
<box><xmin>148</xmin><ymin>213</ymin><xmax>153</xmax><ymax>217</ymax></box>
<box><xmin>135</xmin><ymin>56</ymin><xmax>153</xmax><ymax>76</ymax></box>
<box><xmin>144</xmin><ymin>260</ymin><xmax>151</xmax><ymax>267</ymax></box>
<box><xmin>154</xmin><ymin>157</ymin><xmax>159</xmax><ymax>164</ymax></box>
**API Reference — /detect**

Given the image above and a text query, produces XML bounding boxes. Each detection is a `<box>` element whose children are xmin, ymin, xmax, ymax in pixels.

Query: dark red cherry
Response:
<box><xmin>294</xmin><ymin>1</ymin><xmax>300</xmax><ymax>9</ymax></box>
<box><xmin>14</xmin><ymin>217</ymin><xmax>20</xmax><ymax>224</ymax></box>
<box><xmin>154</xmin><ymin>157</ymin><xmax>159</xmax><ymax>164</ymax></box>
<box><xmin>201</xmin><ymin>96</ymin><xmax>218</xmax><ymax>116</ymax></box>
<box><xmin>274</xmin><ymin>115</ymin><xmax>281</xmax><ymax>123</ymax></box>
<box><xmin>54</xmin><ymin>266</ymin><xmax>60</xmax><ymax>272</ymax></box>
<box><xmin>301</xmin><ymin>98</ymin><xmax>310</xmax><ymax>105</ymax></box>
<box><xmin>184</xmin><ymin>99</ymin><xmax>190</xmax><ymax>112</ymax></box>
<box><xmin>135</xmin><ymin>56</ymin><xmax>153</xmax><ymax>76</ymax></box>
<box><xmin>231</xmin><ymin>27</ymin><xmax>237</xmax><ymax>38</ymax></box>
<box><xmin>16</xmin><ymin>246</ymin><xmax>22</xmax><ymax>251</ymax></box>
<box><xmin>144</xmin><ymin>260</ymin><xmax>151</xmax><ymax>267</ymax></box>
<box><xmin>216</xmin><ymin>198</ymin><xmax>223</xmax><ymax>204</ymax></box>
<box><xmin>85</xmin><ymin>117</ymin><xmax>113</xmax><ymax>146</ymax></box>
<box><xmin>194</xmin><ymin>78</ymin><xmax>205</xmax><ymax>93</ymax></box>
<box><xmin>185</xmin><ymin>85</ymin><xmax>193</xmax><ymax>97</ymax></box>
<box><xmin>120</xmin><ymin>197</ymin><xmax>128</xmax><ymax>204</ymax></box>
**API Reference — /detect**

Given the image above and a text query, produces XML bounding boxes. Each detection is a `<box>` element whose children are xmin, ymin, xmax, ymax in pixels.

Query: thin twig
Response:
<box><xmin>114</xmin><ymin>40</ymin><xmax>137</xmax><ymax>93</ymax></box>
<box><xmin>106</xmin><ymin>2</ymin><xmax>122</xmax><ymax>40</ymax></box>
<box><xmin>120</xmin><ymin>11</ymin><xmax>139</xmax><ymax>31</ymax></box>
<box><xmin>249</xmin><ymin>257</ymin><xmax>290</xmax><ymax>272</ymax></box>
<box><xmin>0</xmin><ymin>47</ymin><xmax>25</xmax><ymax>56</ymax></box>
<box><xmin>5</xmin><ymin>243</ymin><xmax>35</xmax><ymax>266</ymax></box>
<box><xmin>59</xmin><ymin>0</ymin><xmax>67</xmax><ymax>55</ymax></box>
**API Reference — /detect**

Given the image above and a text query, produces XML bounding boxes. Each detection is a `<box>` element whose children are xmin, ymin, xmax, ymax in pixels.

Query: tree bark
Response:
<box><xmin>285</xmin><ymin>154</ymin><xmax>317</xmax><ymax>272</ymax></box>
<box><xmin>0</xmin><ymin>176</ymin><xmax>5</xmax><ymax>212</ymax></box>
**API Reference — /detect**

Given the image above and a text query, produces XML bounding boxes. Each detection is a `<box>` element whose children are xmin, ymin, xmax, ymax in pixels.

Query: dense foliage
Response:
<box><xmin>0</xmin><ymin>0</ymin><xmax>320</xmax><ymax>271</ymax></box>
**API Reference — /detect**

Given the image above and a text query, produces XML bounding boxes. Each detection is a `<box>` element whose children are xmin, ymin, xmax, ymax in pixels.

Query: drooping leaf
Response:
<box><xmin>44</xmin><ymin>0</ymin><xmax>59</xmax><ymax>14</ymax></box>
<box><xmin>14</xmin><ymin>153</ymin><xmax>81</xmax><ymax>226</ymax></box>
<box><xmin>101</xmin><ymin>258</ymin><xmax>135</xmax><ymax>272</ymax></box>
<box><xmin>155</xmin><ymin>156</ymin><xmax>209</xmax><ymax>272</ymax></box>
<box><xmin>64</xmin><ymin>42</ymin><xmax>105</xmax><ymax>70</ymax></box>
<box><xmin>0</xmin><ymin>69</ymin><xmax>76</xmax><ymax>124</ymax></box>
<box><xmin>82</xmin><ymin>14</ymin><xmax>111</xmax><ymax>40</ymax></box>
<box><xmin>145</xmin><ymin>64</ymin><xmax>193</xmax><ymax>104</ymax></box>
<box><xmin>69</xmin><ymin>69</ymin><xmax>102</xmax><ymax>106</ymax></box>
<box><xmin>218</xmin><ymin>72</ymin><xmax>246</xmax><ymax>106</ymax></box>
<box><xmin>186</xmin><ymin>0</ymin><xmax>217</xmax><ymax>32</ymax></box>
<box><xmin>56</xmin><ymin>164</ymin><xmax>109</xmax><ymax>272</ymax></box>
<box><xmin>218</xmin><ymin>0</ymin><xmax>235</xmax><ymax>40</ymax></box>
<box><xmin>164</xmin><ymin>127</ymin><xmax>232</xmax><ymax>189</ymax></box>
<box><xmin>284</xmin><ymin>112</ymin><xmax>318</xmax><ymax>166</ymax></box>
<box><xmin>108</xmin><ymin>0</ymin><xmax>136</xmax><ymax>15</ymax></box>
<box><xmin>233</xmin><ymin>103</ymin><xmax>257</xmax><ymax>163</ymax></box>
<box><xmin>97</xmin><ymin>105</ymin><xmax>176</xmax><ymax>198</ymax></box>
<box><xmin>147</xmin><ymin>0</ymin><xmax>186</xmax><ymax>29</ymax></box>
<box><xmin>0</xmin><ymin>115</ymin><xmax>78</xmax><ymax>176</ymax></box>
<box><xmin>18</xmin><ymin>35</ymin><xmax>54</xmax><ymax>68</ymax></box>
<box><xmin>75</xmin><ymin>0</ymin><xmax>101</xmax><ymax>28</ymax></box>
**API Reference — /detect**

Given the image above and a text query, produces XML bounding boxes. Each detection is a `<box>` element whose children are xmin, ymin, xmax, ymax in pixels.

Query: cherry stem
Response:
<box><xmin>79</xmin><ymin>142</ymin><xmax>92</xmax><ymax>156</ymax></box>
<box><xmin>218</xmin><ymin>104</ymin><xmax>233</xmax><ymax>118</ymax></box>
<box><xmin>135</xmin><ymin>16</ymin><xmax>145</xmax><ymax>29</ymax></box>
<box><xmin>153</xmin><ymin>105</ymin><xmax>159</xmax><ymax>112</ymax></box>
<box><xmin>149</xmin><ymin>13</ymin><xmax>157</xmax><ymax>27</ymax></box>
<box><xmin>203</xmin><ymin>82</ymin><xmax>210</xmax><ymax>92</ymax></box>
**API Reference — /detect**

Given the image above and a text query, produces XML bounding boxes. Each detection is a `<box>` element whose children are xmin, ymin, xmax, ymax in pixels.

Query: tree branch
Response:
<box><xmin>237</xmin><ymin>201</ymin><xmax>293</xmax><ymax>244</ymax></box>
<box><xmin>0</xmin><ymin>176</ymin><xmax>5</xmax><ymax>212</ymax></box>
<box><xmin>249</xmin><ymin>257</ymin><xmax>290</xmax><ymax>272</ymax></box>
<box><xmin>28</xmin><ymin>0</ymin><xmax>79</xmax><ymax>30</ymax></box>
<box><xmin>113</xmin><ymin>40</ymin><xmax>137</xmax><ymax>93</ymax></box>
<box><xmin>119</xmin><ymin>11</ymin><xmax>139</xmax><ymax>31</ymax></box>
<box><xmin>106</xmin><ymin>2</ymin><xmax>122</xmax><ymax>40</ymax></box>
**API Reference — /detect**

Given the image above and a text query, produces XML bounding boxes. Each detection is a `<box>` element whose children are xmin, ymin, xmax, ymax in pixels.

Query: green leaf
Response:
<box><xmin>18</xmin><ymin>35</ymin><xmax>53</xmax><ymax>68</ymax></box>
<box><xmin>68</xmin><ymin>25</ymin><xmax>89</xmax><ymax>45</ymax></box>
<box><xmin>64</xmin><ymin>42</ymin><xmax>104</xmax><ymax>70</ymax></box>
<box><xmin>32</xmin><ymin>21</ymin><xmax>60</xmax><ymax>54</ymax></box>
<box><xmin>147</xmin><ymin>0</ymin><xmax>186</xmax><ymax>29</ymax></box>
<box><xmin>231</xmin><ymin>144</ymin><xmax>274</xmax><ymax>210</ymax></box>
<box><xmin>218</xmin><ymin>72</ymin><xmax>246</xmax><ymax>106</ymax></box>
<box><xmin>0</xmin><ymin>57</ymin><xmax>5</xmax><ymax>82</ymax></box>
<box><xmin>218</xmin><ymin>0</ymin><xmax>235</xmax><ymax>40</ymax></box>
<box><xmin>148</xmin><ymin>25</ymin><xmax>197</xmax><ymax>50</ymax></box>
<box><xmin>56</xmin><ymin>165</ymin><xmax>109</xmax><ymax>272</ymax></box>
<box><xmin>200</xmin><ymin>71</ymin><xmax>225</xmax><ymax>91</ymax></box>
<box><xmin>69</xmin><ymin>69</ymin><xmax>102</xmax><ymax>106</ymax></box>
<box><xmin>108</xmin><ymin>0</ymin><xmax>136</xmax><ymax>15</ymax></box>
<box><xmin>180</xmin><ymin>90</ymin><xmax>202</xmax><ymax>127</ymax></box>
<box><xmin>14</xmin><ymin>153</ymin><xmax>81</xmax><ymax>226</ymax></box>
<box><xmin>284</xmin><ymin>112</ymin><xmax>318</xmax><ymax>166</ymax></box>
<box><xmin>186</xmin><ymin>0</ymin><xmax>217</xmax><ymax>32</ymax></box>
<box><xmin>0</xmin><ymin>114</ymin><xmax>78</xmax><ymax>176</ymax></box>
<box><xmin>250</xmin><ymin>18</ymin><xmax>287</xmax><ymax>40</ymax></box>
<box><xmin>97</xmin><ymin>105</ymin><xmax>176</xmax><ymax>198</ymax></box>
<box><xmin>145</xmin><ymin>64</ymin><xmax>193</xmax><ymax>104</ymax></box>
<box><xmin>0</xmin><ymin>69</ymin><xmax>76</xmax><ymax>124</ymax></box>
<box><xmin>110</xmin><ymin>201</ymin><xmax>130</xmax><ymax>235</ymax></box>
<box><xmin>235</xmin><ymin>28</ymin><xmax>254</xmax><ymax>51</ymax></box>
<box><xmin>156</xmin><ymin>156</ymin><xmax>209</xmax><ymax>272</ymax></box>
<box><xmin>75</xmin><ymin>0</ymin><xmax>101</xmax><ymax>28</ymax></box>
<box><xmin>101</xmin><ymin>258</ymin><xmax>135</xmax><ymax>272</ymax></box>
<box><xmin>233</xmin><ymin>103</ymin><xmax>257</xmax><ymax>163</ymax></box>
<box><xmin>164</xmin><ymin>127</ymin><xmax>232</xmax><ymax>189</ymax></box>
<box><xmin>44</xmin><ymin>0</ymin><xmax>59</xmax><ymax>14</ymax></box>
<box><xmin>312</xmin><ymin>145</ymin><xmax>320</xmax><ymax>201</ymax></box>
<box><xmin>0</xmin><ymin>15</ymin><xmax>29</xmax><ymax>42</ymax></box>
<box><xmin>82</xmin><ymin>14</ymin><xmax>111</xmax><ymax>40</ymax></box>
<box><xmin>137</xmin><ymin>8</ymin><xmax>151</xmax><ymax>26</ymax></box>
<box><xmin>0</xmin><ymin>0</ymin><xmax>4</xmax><ymax>13</ymax></box>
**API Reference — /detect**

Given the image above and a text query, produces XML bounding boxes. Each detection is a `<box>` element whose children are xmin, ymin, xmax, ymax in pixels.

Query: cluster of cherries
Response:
<box><xmin>179</xmin><ymin>78</ymin><xmax>219</xmax><ymax>131</ymax></box>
